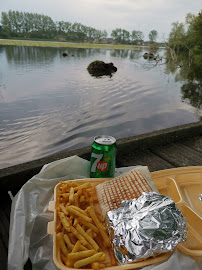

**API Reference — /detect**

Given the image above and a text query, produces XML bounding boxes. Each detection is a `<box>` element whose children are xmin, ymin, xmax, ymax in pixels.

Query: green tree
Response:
<box><xmin>148</xmin><ymin>30</ymin><xmax>158</xmax><ymax>43</ymax></box>
<box><xmin>168</xmin><ymin>11</ymin><xmax>202</xmax><ymax>68</ymax></box>
<box><xmin>102</xmin><ymin>30</ymin><xmax>108</xmax><ymax>40</ymax></box>
<box><xmin>168</xmin><ymin>22</ymin><xmax>185</xmax><ymax>48</ymax></box>
<box><xmin>131</xmin><ymin>30</ymin><xmax>144</xmax><ymax>43</ymax></box>
<box><xmin>0</xmin><ymin>10</ymin><xmax>105</xmax><ymax>42</ymax></box>
<box><xmin>111</xmin><ymin>28</ymin><xmax>130</xmax><ymax>44</ymax></box>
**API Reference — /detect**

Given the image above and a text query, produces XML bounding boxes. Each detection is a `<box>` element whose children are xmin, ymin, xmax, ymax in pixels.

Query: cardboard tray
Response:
<box><xmin>151</xmin><ymin>166</ymin><xmax>202</xmax><ymax>261</ymax></box>
<box><xmin>48</xmin><ymin>166</ymin><xmax>202</xmax><ymax>269</ymax></box>
<box><xmin>48</xmin><ymin>178</ymin><xmax>172</xmax><ymax>270</ymax></box>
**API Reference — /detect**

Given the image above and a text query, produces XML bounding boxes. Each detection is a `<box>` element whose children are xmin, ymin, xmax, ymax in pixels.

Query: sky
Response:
<box><xmin>1</xmin><ymin>0</ymin><xmax>201</xmax><ymax>41</ymax></box>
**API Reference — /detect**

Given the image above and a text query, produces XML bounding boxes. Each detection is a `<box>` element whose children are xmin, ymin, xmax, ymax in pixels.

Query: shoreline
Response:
<box><xmin>0</xmin><ymin>39</ymin><xmax>159</xmax><ymax>50</ymax></box>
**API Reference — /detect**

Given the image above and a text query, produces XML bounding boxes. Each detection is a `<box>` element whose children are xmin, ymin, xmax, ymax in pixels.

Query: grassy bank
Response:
<box><xmin>0</xmin><ymin>39</ymin><xmax>145</xmax><ymax>51</ymax></box>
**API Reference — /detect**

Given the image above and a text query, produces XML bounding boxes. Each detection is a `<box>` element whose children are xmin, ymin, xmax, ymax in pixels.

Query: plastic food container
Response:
<box><xmin>151</xmin><ymin>166</ymin><xmax>202</xmax><ymax>261</ymax></box>
<box><xmin>47</xmin><ymin>178</ymin><xmax>172</xmax><ymax>270</ymax></box>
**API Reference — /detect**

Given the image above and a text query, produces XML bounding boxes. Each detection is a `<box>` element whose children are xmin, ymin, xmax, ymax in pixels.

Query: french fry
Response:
<box><xmin>74</xmin><ymin>193</ymin><xmax>79</xmax><ymax>207</ymax></box>
<box><xmin>61</xmin><ymin>254</ymin><xmax>67</xmax><ymax>264</ymax></box>
<box><xmin>91</xmin><ymin>262</ymin><xmax>100</xmax><ymax>270</ymax></box>
<box><xmin>64</xmin><ymin>234</ymin><xmax>74</xmax><ymax>250</ymax></box>
<box><xmin>77</xmin><ymin>189</ymin><xmax>82</xmax><ymax>197</ymax></box>
<box><xmin>66</xmin><ymin>206</ymin><xmax>92</xmax><ymax>222</ymax></box>
<box><xmin>80</xmin><ymin>195</ymin><xmax>85</xmax><ymax>203</ymax></box>
<box><xmin>91</xmin><ymin>262</ymin><xmax>105</xmax><ymax>270</ymax></box>
<box><xmin>69</xmin><ymin>187</ymin><xmax>74</xmax><ymax>203</ymax></box>
<box><xmin>56</xmin><ymin>223</ymin><xmax>62</xmax><ymax>233</ymax></box>
<box><xmin>62</xmin><ymin>181</ymin><xmax>77</xmax><ymax>187</ymax></box>
<box><xmin>72</xmin><ymin>240</ymin><xmax>81</xmax><ymax>253</ymax></box>
<box><xmin>70</xmin><ymin>225</ymin><xmax>88</xmax><ymax>246</ymax></box>
<box><xmin>70</xmin><ymin>214</ymin><xmax>75</xmax><ymax>220</ymax></box>
<box><xmin>60</xmin><ymin>193</ymin><xmax>70</xmax><ymax>199</ymax></box>
<box><xmin>69</xmin><ymin>232</ymin><xmax>77</xmax><ymax>245</ymax></box>
<box><xmin>76</xmin><ymin>224</ymin><xmax>99</xmax><ymax>251</ymax></box>
<box><xmin>73</xmin><ymin>218</ymin><xmax>79</xmax><ymax>227</ymax></box>
<box><xmin>95</xmin><ymin>211</ymin><xmax>104</xmax><ymax>223</ymax></box>
<box><xmin>59</xmin><ymin>204</ymin><xmax>68</xmax><ymax>215</ymax></box>
<box><xmin>66</xmin><ymin>259</ymin><xmax>75</xmax><ymax>268</ymax></box>
<box><xmin>68</xmin><ymin>250</ymin><xmax>96</xmax><ymax>261</ymax></box>
<box><xmin>78</xmin><ymin>219</ymin><xmax>99</xmax><ymax>233</ymax></box>
<box><xmin>56</xmin><ymin>233</ymin><xmax>68</xmax><ymax>256</ymax></box>
<box><xmin>83</xmin><ymin>190</ymin><xmax>90</xmax><ymax>202</ymax></box>
<box><xmin>85</xmin><ymin>242</ymin><xmax>95</xmax><ymax>250</ymax></box>
<box><xmin>74</xmin><ymin>252</ymin><xmax>103</xmax><ymax>269</ymax></box>
<box><xmin>58</xmin><ymin>212</ymin><xmax>71</xmax><ymax>232</ymax></box>
<box><xmin>86</xmin><ymin>229</ymin><xmax>93</xmax><ymax>238</ymax></box>
<box><xmin>65</xmin><ymin>202</ymin><xmax>71</xmax><ymax>207</ymax></box>
<box><xmin>109</xmin><ymin>249</ymin><xmax>116</xmax><ymax>266</ymax></box>
<box><xmin>70</xmin><ymin>205</ymin><xmax>88</xmax><ymax>216</ymax></box>
<box><xmin>79</xmin><ymin>244</ymin><xmax>88</xmax><ymax>251</ymax></box>
<box><xmin>97</xmin><ymin>252</ymin><xmax>106</xmax><ymax>262</ymax></box>
<box><xmin>87</xmin><ymin>206</ymin><xmax>111</xmax><ymax>247</ymax></box>
<box><xmin>74</xmin><ymin>182</ymin><xmax>91</xmax><ymax>191</ymax></box>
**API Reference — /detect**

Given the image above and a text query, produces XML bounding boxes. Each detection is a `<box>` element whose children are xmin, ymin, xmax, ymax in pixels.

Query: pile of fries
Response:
<box><xmin>56</xmin><ymin>181</ymin><xmax>116</xmax><ymax>269</ymax></box>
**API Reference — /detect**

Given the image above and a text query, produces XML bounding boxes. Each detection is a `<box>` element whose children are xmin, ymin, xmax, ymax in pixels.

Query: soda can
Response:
<box><xmin>90</xmin><ymin>135</ymin><xmax>117</xmax><ymax>178</ymax></box>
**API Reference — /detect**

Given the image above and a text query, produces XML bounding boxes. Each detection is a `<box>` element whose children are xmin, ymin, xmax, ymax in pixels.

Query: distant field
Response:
<box><xmin>0</xmin><ymin>39</ymin><xmax>145</xmax><ymax>50</ymax></box>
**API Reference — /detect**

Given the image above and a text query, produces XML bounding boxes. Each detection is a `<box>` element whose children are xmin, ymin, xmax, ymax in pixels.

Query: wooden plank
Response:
<box><xmin>0</xmin><ymin>199</ymin><xmax>11</xmax><ymax>249</ymax></box>
<box><xmin>182</xmin><ymin>136</ymin><xmax>202</xmax><ymax>153</ymax></box>
<box><xmin>150</xmin><ymin>142</ymin><xmax>202</xmax><ymax>167</ymax></box>
<box><xmin>24</xmin><ymin>259</ymin><xmax>32</xmax><ymax>270</ymax></box>
<box><xmin>0</xmin><ymin>197</ymin><xmax>11</xmax><ymax>270</ymax></box>
<box><xmin>0</xmin><ymin>238</ymin><xmax>7</xmax><ymax>270</ymax></box>
<box><xmin>117</xmin><ymin>150</ymin><xmax>174</xmax><ymax>172</ymax></box>
<box><xmin>1</xmin><ymin>121</ymin><xmax>202</xmax><ymax>194</ymax></box>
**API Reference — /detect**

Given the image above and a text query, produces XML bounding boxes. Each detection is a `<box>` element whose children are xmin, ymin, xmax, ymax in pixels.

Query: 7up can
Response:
<box><xmin>90</xmin><ymin>135</ymin><xmax>117</xmax><ymax>178</ymax></box>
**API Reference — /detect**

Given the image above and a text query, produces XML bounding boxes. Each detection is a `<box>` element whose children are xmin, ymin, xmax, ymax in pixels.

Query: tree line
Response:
<box><xmin>0</xmin><ymin>10</ymin><xmax>158</xmax><ymax>44</ymax></box>
<box><xmin>167</xmin><ymin>10</ymin><xmax>202</xmax><ymax>67</ymax></box>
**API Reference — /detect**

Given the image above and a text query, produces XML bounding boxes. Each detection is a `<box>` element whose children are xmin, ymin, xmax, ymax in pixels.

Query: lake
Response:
<box><xmin>0</xmin><ymin>45</ymin><xmax>201</xmax><ymax>169</ymax></box>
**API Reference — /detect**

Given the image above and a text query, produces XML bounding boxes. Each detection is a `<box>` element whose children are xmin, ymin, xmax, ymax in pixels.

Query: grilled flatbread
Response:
<box><xmin>96</xmin><ymin>167</ymin><xmax>158</xmax><ymax>218</ymax></box>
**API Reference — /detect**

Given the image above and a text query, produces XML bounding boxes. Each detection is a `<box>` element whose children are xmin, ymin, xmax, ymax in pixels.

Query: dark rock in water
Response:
<box><xmin>62</xmin><ymin>53</ymin><xmax>68</xmax><ymax>57</ymax></box>
<box><xmin>143</xmin><ymin>52</ymin><xmax>158</xmax><ymax>60</ymax></box>
<box><xmin>149</xmin><ymin>53</ymin><xmax>154</xmax><ymax>58</ymax></box>
<box><xmin>87</xmin><ymin>60</ymin><xmax>117</xmax><ymax>77</ymax></box>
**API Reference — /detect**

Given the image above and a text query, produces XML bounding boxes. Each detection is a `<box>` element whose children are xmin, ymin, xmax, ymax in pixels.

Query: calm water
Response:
<box><xmin>0</xmin><ymin>45</ymin><xmax>201</xmax><ymax>169</ymax></box>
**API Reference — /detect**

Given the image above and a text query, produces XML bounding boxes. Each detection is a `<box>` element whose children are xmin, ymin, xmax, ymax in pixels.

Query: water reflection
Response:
<box><xmin>4</xmin><ymin>46</ymin><xmax>108</xmax><ymax>65</ymax></box>
<box><xmin>5</xmin><ymin>45</ymin><xmax>58</xmax><ymax>65</ymax></box>
<box><xmin>0</xmin><ymin>46</ymin><xmax>201</xmax><ymax>169</ymax></box>
<box><xmin>59</xmin><ymin>48</ymin><xmax>106</xmax><ymax>59</ymax></box>
<box><xmin>164</xmin><ymin>51</ymin><xmax>202</xmax><ymax>112</ymax></box>
<box><xmin>109</xmin><ymin>49</ymin><xmax>143</xmax><ymax>59</ymax></box>
<box><xmin>110</xmin><ymin>49</ymin><xmax>130</xmax><ymax>58</ymax></box>
<box><xmin>181</xmin><ymin>82</ymin><xmax>202</xmax><ymax>109</ymax></box>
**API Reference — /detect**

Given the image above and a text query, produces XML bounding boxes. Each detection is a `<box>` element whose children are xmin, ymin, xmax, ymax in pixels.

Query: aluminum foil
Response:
<box><xmin>107</xmin><ymin>192</ymin><xmax>187</xmax><ymax>264</ymax></box>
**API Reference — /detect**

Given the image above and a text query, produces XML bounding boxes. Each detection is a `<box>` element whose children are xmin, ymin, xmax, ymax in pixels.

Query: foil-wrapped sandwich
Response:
<box><xmin>107</xmin><ymin>192</ymin><xmax>187</xmax><ymax>264</ymax></box>
<box><xmin>95</xmin><ymin>167</ymin><xmax>187</xmax><ymax>264</ymax></box>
